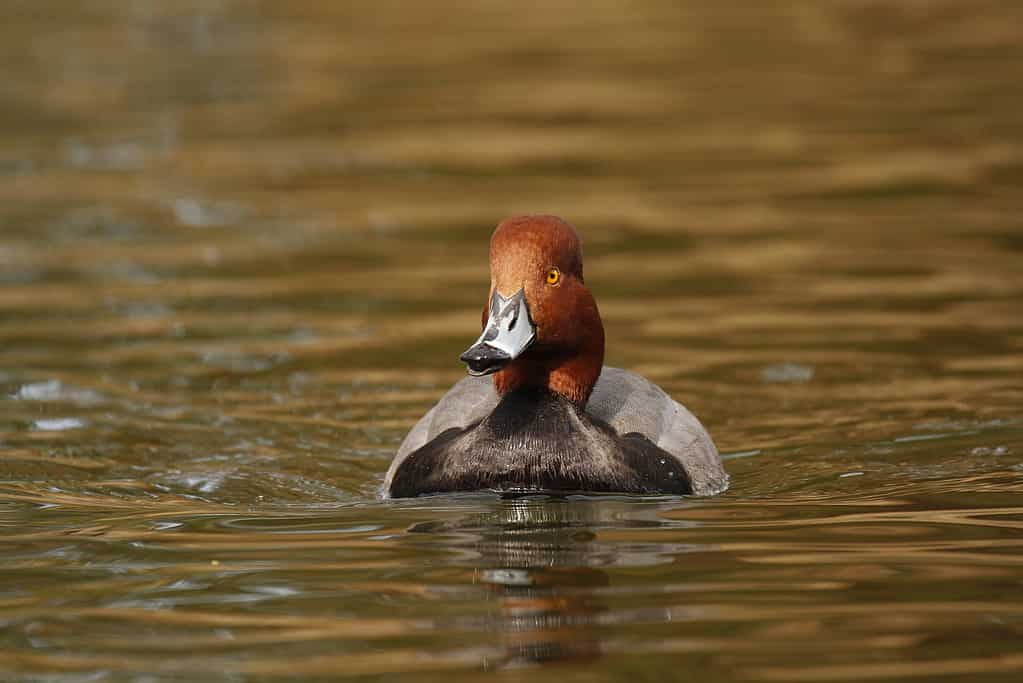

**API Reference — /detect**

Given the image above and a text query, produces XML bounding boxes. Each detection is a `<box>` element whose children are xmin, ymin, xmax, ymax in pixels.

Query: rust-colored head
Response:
<box><xmin>461</xmin><ymin>215</ymin><xmax>604</xmax><ymax>405</ymax></box>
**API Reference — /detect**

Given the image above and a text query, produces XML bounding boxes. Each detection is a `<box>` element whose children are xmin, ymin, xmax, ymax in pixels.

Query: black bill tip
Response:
<box><xmin>459</xmin><ymin>343</ymin><xmax>511</xmax><ymax>376</ymax></box>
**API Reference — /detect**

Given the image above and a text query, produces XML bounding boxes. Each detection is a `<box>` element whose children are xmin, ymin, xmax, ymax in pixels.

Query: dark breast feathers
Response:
<box><xmin>387</xmin><ymin>388</ymin><xmax>693</xmax><ymax>498</ymax></box>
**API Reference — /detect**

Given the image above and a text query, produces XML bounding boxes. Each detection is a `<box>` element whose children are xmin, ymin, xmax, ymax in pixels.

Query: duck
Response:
<box><xmin>384</xmin><ymin>215</ymin><xmax>728</xmax><ymax>498</ymax></box>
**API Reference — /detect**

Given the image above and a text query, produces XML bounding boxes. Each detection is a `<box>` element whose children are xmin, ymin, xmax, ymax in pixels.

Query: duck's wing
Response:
<box><xmin>383</xmin><ymin>375</ymin><xmax>498</xmax><ymax>494</ymax></box>
<box><xmin>586</xmin><ymin>367</ymin><xmax>729</xmax><ymax>496</ymax></box>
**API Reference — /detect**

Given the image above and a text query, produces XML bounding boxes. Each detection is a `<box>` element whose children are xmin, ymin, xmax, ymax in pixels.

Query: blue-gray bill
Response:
<box><xmin>459</xmin><ymin>288</ymin><xmax>535</xmax><ymax>376</ymax></box>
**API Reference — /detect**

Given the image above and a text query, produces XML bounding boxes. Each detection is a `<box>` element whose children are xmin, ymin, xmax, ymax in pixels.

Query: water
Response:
<box><xmin>2</xmin><ymin>1</ymin><xmax>1022</xmax><ymax>681</ymax></box>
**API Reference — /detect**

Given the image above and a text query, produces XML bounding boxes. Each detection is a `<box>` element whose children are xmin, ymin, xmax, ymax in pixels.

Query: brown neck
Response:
<box><xmin>493</xmin><ymin>297</ymin><xmax>604</xmax><ymax>406</ymax></box>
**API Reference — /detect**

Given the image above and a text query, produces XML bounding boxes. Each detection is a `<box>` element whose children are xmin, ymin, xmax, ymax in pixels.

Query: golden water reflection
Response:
<box><xmin>3</xmin><ymin>493</ymin><xmax>1023</xmax><ymax>680</ymax></box>
<box><xmin>2</xmin><ymin>0</ymin><xmax>1023</xmax><ymax>681</ymax></box>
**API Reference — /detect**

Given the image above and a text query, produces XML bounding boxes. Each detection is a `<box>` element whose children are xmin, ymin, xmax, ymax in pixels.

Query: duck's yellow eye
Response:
<box><xmin>545</xmin><ymin>267</ymin><xmax>560</xmax><ymax>285</ymax></box>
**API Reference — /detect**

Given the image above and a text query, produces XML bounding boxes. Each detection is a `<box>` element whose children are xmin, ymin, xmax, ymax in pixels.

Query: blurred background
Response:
<box><xmin>1</xmin><ymin>1</ymin><xmax>1022</xmax><ymax>681</ymax></box>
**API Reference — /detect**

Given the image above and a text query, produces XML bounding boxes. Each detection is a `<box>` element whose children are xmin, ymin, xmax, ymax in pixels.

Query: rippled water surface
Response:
<box><xmin>2</xmin><ymin>2</ymin><xmax>1023</xmax><ymax>681</ymax></box>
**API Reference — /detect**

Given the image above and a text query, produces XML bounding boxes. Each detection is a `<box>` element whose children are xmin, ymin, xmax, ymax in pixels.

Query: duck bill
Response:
<box><xmin>459</xmin><ymin>289</ymin><xmax>536</xmax><ymax>376</ymax></box>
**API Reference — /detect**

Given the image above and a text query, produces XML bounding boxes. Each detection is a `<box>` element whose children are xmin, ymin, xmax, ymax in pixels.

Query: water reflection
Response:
<box><xmin>410</xmin><ymin>497</ymin><xmax>694</xmax><ymax>669</ymax></box>
<box><xmin>2</xmin><ymin>0</ymin><xmax>1023</xmax><ymax>680</ymax></box>
<box><xmin>482</xmin><ymin>564</ymin><xmax>605</xmax><ymax>667</ymax></box>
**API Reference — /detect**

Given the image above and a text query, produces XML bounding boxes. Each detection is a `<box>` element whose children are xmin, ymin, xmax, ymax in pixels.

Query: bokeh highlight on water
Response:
<box><xmin>1</xmin><ymin>2</ymin><xmax>1022</xmax><ymax>681</ymax></box>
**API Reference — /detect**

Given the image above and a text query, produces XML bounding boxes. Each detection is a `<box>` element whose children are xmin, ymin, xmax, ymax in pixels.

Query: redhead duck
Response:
<box><xmin>384</xmin><ymin>215</ymin><xmax>728</xmax><ymax>498</ymax></box>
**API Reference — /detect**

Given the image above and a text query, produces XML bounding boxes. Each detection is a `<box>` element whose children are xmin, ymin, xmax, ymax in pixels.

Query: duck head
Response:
<box><xmin>460</xmin><ymin>215</ymin><xmax>605</xmax><ymax>405</ymax></box>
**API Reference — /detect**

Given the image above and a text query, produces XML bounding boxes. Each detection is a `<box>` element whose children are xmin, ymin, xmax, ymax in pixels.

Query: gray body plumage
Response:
<box><xmin>384</xmin><ymin>367</ymin><xmax>728</xmax><ymax>497</ymax></box>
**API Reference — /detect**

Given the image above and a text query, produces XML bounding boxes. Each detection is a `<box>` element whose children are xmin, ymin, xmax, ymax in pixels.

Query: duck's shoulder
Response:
<box><xmin>383</xmin><ymin>375</ymin><xmax>498</xmax><ymax>492</ymax></box>
<box><xmin>588</xmin><ymin>367</ymin><xmax>729</xmax><ymax>496</ymax></box>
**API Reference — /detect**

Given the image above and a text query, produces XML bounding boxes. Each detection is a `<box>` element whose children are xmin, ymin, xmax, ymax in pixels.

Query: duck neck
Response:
<box><xmin>493</xmin><ymin>296</ymin><xmax>604</xmax><ymax>406</ymax></box>
<box><xmin>485</xmin><ymin>385</ymin><xmax>579</xmax><ymax>435</ymax></box>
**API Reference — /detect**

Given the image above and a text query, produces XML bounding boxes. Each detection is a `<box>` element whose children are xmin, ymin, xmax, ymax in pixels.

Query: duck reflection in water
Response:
<box><xmin>408</xmin><ymin>496</ymin><xmax>684</xmax><ymax>668</ymax></box>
